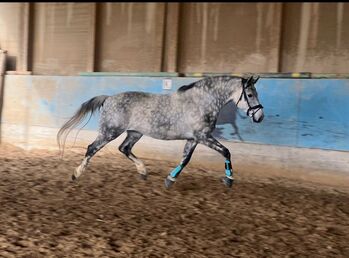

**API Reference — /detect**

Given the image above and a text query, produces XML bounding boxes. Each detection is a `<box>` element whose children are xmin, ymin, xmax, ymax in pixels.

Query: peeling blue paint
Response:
<box><xmin>224</xmin><ymin>79</ymin><xmax>349</xmax><ymax>151</ymax></box>
<box><xmin>2</xmin><ymin>75</ymin><xmax>349</xmax><ymax>152</ymax></box>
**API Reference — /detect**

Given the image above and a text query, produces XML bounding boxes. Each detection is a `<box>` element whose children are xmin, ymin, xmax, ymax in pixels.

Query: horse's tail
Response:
<box><xmin>57</xmin><ymin>95</ymin><xmax>109</xmax><ymax>157</ymax></box>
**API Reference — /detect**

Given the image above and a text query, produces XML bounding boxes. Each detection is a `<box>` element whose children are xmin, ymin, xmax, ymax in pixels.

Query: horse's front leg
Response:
<box><xmin>164</xmin><ymin>139</ymin><xmax>197</xmax><ymax>188</ymax></box>
<box><xmin>197</xmin><ymin>135</ymin><xmax>234</xmax><ymax>188</ymax></box>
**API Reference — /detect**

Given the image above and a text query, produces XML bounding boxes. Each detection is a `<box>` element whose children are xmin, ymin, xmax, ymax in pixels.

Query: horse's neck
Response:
<box><xmin>204</xmin><ymin>84</ymin><xmax>235</xmax><ymax>111</ymax></box>
<box><xmin>183</xmin><ymin>83</ymin><xmax>235</xmax><ymax>115</ymax></box>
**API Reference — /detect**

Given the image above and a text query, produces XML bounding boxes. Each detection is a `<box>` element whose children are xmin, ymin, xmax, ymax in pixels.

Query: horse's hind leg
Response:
<box><xmin>73</xmin><ymin>129</ymin><xmax>123</xmax><ymax>180</ymax></box>
<box><xmin>118</xmin><ymin>130</ymin><xmax>147</xmax><ymax>179</ymax></box>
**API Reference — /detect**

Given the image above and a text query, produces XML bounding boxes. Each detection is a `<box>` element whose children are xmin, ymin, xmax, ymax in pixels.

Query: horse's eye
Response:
<box><xmin>248</xmin><ymin>94</ymin><xmax>253</xmax><ymax>98</ymax></box>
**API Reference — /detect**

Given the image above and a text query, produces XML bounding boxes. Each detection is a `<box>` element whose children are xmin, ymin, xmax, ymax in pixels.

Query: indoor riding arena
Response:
<box><xmin>0</xmin><ymin>3</ymin><xmax>348</xmax><ymax>257</ymax></box>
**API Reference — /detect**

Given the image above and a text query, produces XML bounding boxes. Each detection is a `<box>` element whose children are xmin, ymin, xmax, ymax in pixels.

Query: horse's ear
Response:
<box><xmin>242</xmin><ymin>75</ymin><xmax>253</xmax><ymax>84</ymax></box>
<box><xmin>242</xmin><ymin>74</ymin><xmax>255</xmax><ymax>84</ymax></box>
<box><xmin>252</xmin><ymin>75</ymin><xmax>260</xmax><ymax>84</ymax></box>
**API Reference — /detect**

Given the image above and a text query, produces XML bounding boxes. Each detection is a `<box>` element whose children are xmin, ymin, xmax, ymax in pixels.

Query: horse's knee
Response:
<box><xmin>222</xmin><ymin>147</ymin><xmax>231</xmax><ymax>160</ymax></box>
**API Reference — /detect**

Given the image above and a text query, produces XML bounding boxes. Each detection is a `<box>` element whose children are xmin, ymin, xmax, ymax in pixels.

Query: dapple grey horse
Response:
<box><xmin>57</xmin><ymin>75</ymin><xmax>264</xmax><ymax>188</ymax></box>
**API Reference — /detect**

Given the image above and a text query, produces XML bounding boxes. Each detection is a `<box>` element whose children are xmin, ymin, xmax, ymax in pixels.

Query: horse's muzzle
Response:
<box><xmin>253</xmin><ymin>113</ymin><xmax>264</xmax><ymax>123</ymax></box>
<box><xmin>252</xmin><ymin>108</ymin><xmax>264</xmax><ymax>123</ymax></box>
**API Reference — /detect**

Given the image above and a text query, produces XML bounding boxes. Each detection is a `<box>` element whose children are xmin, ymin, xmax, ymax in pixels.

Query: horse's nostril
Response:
<box><xmin>258</xmin><ymin>114</ymin><xmax>264</xmax><ymax>122</ymax></box>
<box><xmin>254</xmin><ymin>114</ymin><xmax>264</xmax><ymax>123</ymax></box>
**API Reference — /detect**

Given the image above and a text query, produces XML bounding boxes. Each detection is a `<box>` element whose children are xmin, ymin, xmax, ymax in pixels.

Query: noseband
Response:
<box><xmin>236</xmin><ymin>82</ymin><xmax>263</xmax><ymax>120</ymax></box>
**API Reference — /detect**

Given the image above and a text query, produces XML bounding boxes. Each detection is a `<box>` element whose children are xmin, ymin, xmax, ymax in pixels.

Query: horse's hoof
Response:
<box><xmin>164</xmin><ymin>177</ymin><xmax>175</xmax><ymax>189</ymax></box>
<box><xmin>221</xmin><ymin>176</ymin><xmax>234</xmax><ymax>188</ymax></box>
<box><xmin>139</xmin><ymin>173</ymin><xmax>147</xmax><ymax>180</ymax></box>
<box><xmin>72</xmin><ymin>174</ymin><xmax>77</xmax><ymax>181</ymax></box>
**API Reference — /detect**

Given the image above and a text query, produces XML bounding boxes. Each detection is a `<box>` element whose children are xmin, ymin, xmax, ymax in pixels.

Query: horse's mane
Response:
<box><xmin>177</xmin><ymin>82</ymin><xmax>196</xmax><ymax>92</ymax></box>
<box><xmin>177</xmin><ymin>75</ymin><xmax>242</xmax><ymax>93</ymax></box>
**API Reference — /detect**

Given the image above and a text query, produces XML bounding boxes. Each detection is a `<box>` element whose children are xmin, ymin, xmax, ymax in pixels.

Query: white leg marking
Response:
<box><xmin>74</xmin><ymin>158</ymin><xmax>88</xmax><ymax>179</ymax></box>
<box><xmin>129</xmin><ymin>156</ymin><xmax>147</xmax><ymax>175</ymax></box>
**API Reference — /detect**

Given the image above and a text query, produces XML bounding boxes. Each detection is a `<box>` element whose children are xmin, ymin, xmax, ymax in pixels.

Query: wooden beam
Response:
<box><xmin>17</xmin><ymin>3</ymin><xmax>30</xmax><ymax>72</ymax></box>
<box><xmin>86</xmin><ymin>3</ymin><xmax>97</xmax><ymax>72</ymax></box>
<box><xmin>0</xmin><ymin>50</ymin><xmax>7</xmax><ymax>143</ymax></box>
<box><xmin>161</xmin><ymin>3</ymin><xmax>180</xmax><ymax>72</ymax></box>
<box><xmin>79</xmin><ymin>72</ymin><xmax>180</xmax><ymax>77</ymax></box>
<box><xmin>276</xmin><ymin>3</ymin><xmax>284</xmax><ymax>73</ymax></box>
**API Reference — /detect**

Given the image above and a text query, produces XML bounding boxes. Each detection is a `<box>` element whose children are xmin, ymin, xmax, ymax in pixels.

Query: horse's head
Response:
<box><xmin>234</xmin><ymin>75</ymin><xmax>264</xmax><ymax>123</ymax></box>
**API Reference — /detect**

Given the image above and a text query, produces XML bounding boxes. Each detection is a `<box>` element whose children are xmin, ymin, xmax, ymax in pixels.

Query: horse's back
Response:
<box><xmin>100</xmin><ymin>91</ymin><xmax>172</xmax><ymax>129</ymax></box>
<box><xmin>104</xmin><ymin>91</ymin><xmax>161</xmax><ymax>110</ymax></box>
<box><xmin>104</xmin><ymin>91</ymin><xmax>192</xmax><ymax>139</ymax></box>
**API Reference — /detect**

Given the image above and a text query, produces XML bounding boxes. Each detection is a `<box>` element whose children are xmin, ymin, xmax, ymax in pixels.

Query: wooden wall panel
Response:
<box><xmin>0</xmin><ymin>3</ymin><xmax>29</xmax><ymax>71</ymax></box>
<box><xmin>1</xmin><ymin>3</ymin><xmax>349</xmax><ymax>75</ymax></box>
<box><xmin>280</xmin><ymin>3</ymin><xmax>349</xmax><ymax>73</ymax></box>
<box><xmin>95</xmin><ymin>3</ymin><xmax>165</xmax><ymax>72</ymax></box>
<box><xmin>31</xmin><ymin>3</ymin><xmax>95</xmax><ymax>75</ymax></box>
<box><xmin>178</xmin><ymin>3</ymin><xmax>282</xmax><ymax>73</ymax></box>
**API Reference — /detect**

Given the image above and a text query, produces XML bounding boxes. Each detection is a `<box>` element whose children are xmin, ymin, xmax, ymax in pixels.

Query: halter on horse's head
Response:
<box><xmin>236</xmin><ymin>75</ymin><xmax>264</xmax><ymax>123</ymax></box>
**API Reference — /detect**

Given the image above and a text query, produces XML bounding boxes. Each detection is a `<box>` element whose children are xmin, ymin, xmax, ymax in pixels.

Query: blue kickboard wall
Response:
<box><xmin>2</xmin><ymin>75</ymin><xmax>349</xmax><ymax>152</ymax></box>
